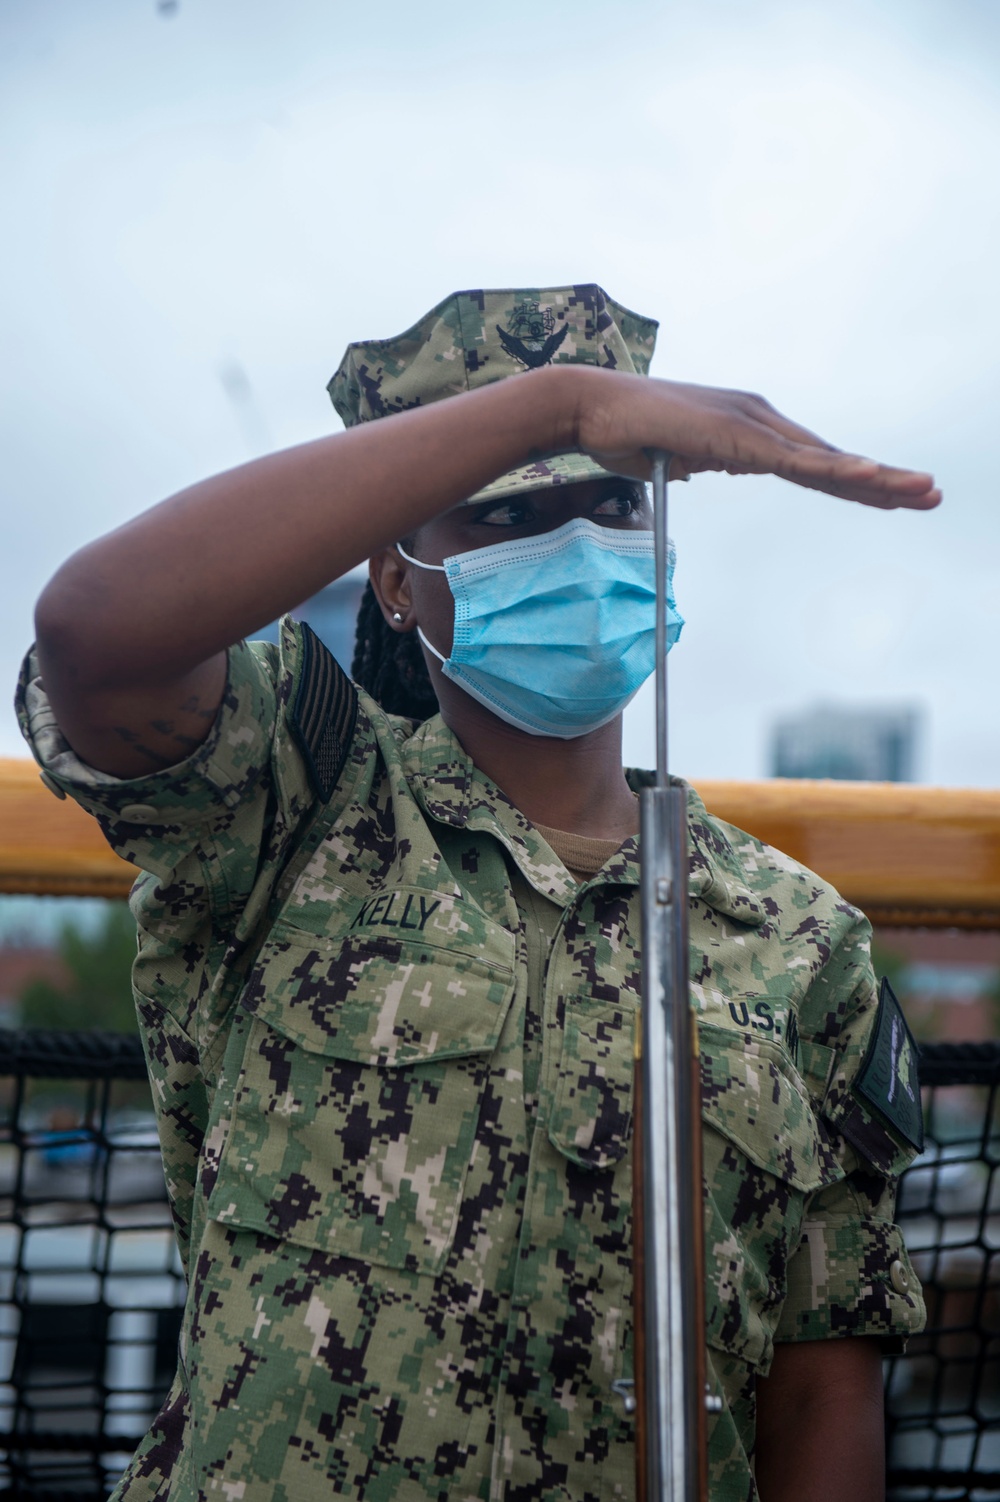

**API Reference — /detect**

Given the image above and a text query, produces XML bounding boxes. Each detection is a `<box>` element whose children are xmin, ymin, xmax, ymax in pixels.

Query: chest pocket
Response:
<box><xmin>699</xmin><ymin>1021</ymin><xmax>839</xmax><ymax>1372</ymax></box>
<box><xmin>207</xmin><ymin>894</ymin><xmax>516</xmax><ymax>1277</ymax></box>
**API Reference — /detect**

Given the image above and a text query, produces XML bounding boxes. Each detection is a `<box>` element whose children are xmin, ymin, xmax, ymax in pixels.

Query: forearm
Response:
<box><xmin>36</xmin><ymin>364</ymin><xmax>575</xmax><ymax>693</ymax></box>
<box><xmin>755</xmin><ymin>1338</ymin><xmax>885</xmax><ymax>1502</ymax></box>
<box><xmin>36</xmin><ymin>359</ymin><xmax>940</xmax><ymax>697</ymax></box>
<box><xmin>31</xmin><ymin>360</ymin><xmax>939</xmax><ymax>777</ymax></box>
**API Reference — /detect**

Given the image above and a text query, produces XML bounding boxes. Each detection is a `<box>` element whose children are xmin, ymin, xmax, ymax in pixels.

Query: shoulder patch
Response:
<box><xmin>852</xmin><ymin>977</ymin><xmax>924</xmax><ymax>1153</ymax></box>
<box><xmin>287</xmin><ymin>623</ymin><xmax>358</xmax><ymax>802</ymax></box>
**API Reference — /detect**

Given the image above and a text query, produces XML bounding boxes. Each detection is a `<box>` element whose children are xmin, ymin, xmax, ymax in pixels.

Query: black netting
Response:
<box><xmin>0</xmin><ymin>1031</ymin><xmax>995</xmax><ymax>1499</ymax></box>
<box><xmin>886</xmin><ymin>1043</ymin><xmax>1000</xmax><ymax>1502</ymax></box>
<box><xmin>0</xmin><ymin>1031</ymin><xmax>183</xmax><ymax>1499</ymax></box>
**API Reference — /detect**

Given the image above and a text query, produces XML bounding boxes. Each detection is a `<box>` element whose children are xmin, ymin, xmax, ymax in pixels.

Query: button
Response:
<box><xmin>120</xmin><ymin>802</ymin><xmax>159</xmax><ymax>824</ymax></box>
<box><xmin>890</xmin><ymin>1259</ymin><xmax>910</xmax><ymax>1295</ymax></box>
<box><xmin>38</xmin><ymin>771</ymin><xmax>66</xmax><ymax>801</ymax></box>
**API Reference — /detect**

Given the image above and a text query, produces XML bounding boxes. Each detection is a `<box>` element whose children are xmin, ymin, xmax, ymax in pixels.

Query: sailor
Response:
<box><xmin>17</xmin><ymin>285</ymin><xmax>934</xmax><ymax>1501</ymax></box>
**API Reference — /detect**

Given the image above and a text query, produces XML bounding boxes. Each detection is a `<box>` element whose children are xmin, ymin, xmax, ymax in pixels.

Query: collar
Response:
<box><xmin>402</xmin><ymin>716</ymin><xmax>764</xmax><ymax>926</ymax></box>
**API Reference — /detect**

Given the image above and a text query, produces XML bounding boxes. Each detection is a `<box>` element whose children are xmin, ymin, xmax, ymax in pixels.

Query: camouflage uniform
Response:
<box><xmin>16</xmin><ymin>621</ymin><xmax>925</xmax><ymax>1502</ymax></box>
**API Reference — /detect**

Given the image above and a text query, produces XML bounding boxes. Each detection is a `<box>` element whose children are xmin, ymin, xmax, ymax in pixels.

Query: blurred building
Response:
<box><xmin>875</xmin><ymin>927</ymin><xmax>1000</xmax><ymax>1044</ymax></box>
<box><xmin>253</xmin><ymin>565</ymin><xmax>369</xmax><ymax>672</ymax></box>
<box><xmin>771</xmin><ymin>704</ymin><xmax>920</xmax><ymax>782</ymax></box>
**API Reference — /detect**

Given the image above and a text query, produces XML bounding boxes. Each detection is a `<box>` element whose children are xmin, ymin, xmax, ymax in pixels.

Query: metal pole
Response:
<box><xmin>638</xmin><ymin>452</ymin><xmax>706</xmax><ymax>1501</ymax></box>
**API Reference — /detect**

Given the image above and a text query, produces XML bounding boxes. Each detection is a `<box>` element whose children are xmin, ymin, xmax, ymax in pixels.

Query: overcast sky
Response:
<box><xmin>2</xmin><ymin>0</ymin><xmax>998</xmax><ymax>786</ymax></box>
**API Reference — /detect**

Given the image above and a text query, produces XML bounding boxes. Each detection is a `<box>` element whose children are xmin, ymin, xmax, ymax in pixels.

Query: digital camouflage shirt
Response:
<box><xmin>16</xmin><ymin>620</ymin><xmax>925</xmax><ymax>1502</ymax></box>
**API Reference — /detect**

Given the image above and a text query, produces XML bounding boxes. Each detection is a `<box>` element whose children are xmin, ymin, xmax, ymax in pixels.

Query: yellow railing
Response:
<box><xmin>2</xmin><ymin>757</ymin><xmax>999</xmax><ymax>929</ymax></box>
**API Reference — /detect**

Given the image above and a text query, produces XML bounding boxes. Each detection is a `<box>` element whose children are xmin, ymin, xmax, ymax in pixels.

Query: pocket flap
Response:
<box><xmin>699</xmin><ymin>1021</ymin><xmax>836</xmax><ymax>1194</ymax></box>
<box><xmin>548</xmin><ymin>1001</ymin><xmax>635</xmax><ymax>1170</ymax></box>
<box><xmin>239</xmin><ymin>895</ymin><xmax>516</xmax><ymax>1066</ymax></box>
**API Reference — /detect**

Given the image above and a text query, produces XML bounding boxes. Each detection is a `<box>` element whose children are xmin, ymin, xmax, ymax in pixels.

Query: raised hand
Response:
<box><xmin>567</xmin><ymin>370</ymin><xmax>941</xmax><ymax>511</ymax></box>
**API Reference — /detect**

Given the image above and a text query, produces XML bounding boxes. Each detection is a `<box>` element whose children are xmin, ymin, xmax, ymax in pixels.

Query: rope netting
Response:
<box><xmin>0</xmin><ymin>1030</ymin><xmax>994</xmax><ymax>1499</ymax></box>
<box><xmin>0</xmin><ymin>1031</ymin><xmax>183</xmax><ymax>1499</ymax></box>
<box><xmin>885</xmin><ymin>1043</ymin><xmax>1000</xmax><ymax>1501</ymax></box>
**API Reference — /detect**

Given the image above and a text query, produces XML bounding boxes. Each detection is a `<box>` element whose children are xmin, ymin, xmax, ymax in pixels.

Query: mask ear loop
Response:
<box><xmin>396</xmin><ymin>542</ymin><xmax>446</xmax><ymax>572</ymax></box>
<box><xmin>394</xmin><ymin>542</ymin><xmax>449</xmax><ymax>662</ymax></box>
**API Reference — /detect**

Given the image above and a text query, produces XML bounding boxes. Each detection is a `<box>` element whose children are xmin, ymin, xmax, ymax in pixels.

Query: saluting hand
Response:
<box><xmin>565</xmin><ymin>368</ymin><xmax>941</xmax><ymax>510</ymax></box>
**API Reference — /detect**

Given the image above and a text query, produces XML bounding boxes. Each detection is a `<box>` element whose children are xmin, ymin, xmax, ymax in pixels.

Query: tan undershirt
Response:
<box><xmin>533</xmin><ymin>821</ymin><xmax>623</xmax><ymax>885</ymax></box>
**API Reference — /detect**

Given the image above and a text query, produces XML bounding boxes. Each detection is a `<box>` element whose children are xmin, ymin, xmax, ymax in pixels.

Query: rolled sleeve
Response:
<box><xmin>15</xmin><ymin>638</ymin><xmax>280</xmax><ymax>886</ymax></box>
<box><xmin>776</xmin><ymin>1168</ymin><xmax>925</xmax><ymax>1350</ymax></box>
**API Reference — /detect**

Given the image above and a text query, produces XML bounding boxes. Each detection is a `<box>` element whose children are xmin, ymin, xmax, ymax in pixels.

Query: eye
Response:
<box><xmin>475</xmin><ymin>500</ymin><xmax>534</xmax><ymax>526</ymax></box>
<box><xmin>592</xmin><ymin>487</ymin><xmax>643</xmax><ymax>519</ymax></box>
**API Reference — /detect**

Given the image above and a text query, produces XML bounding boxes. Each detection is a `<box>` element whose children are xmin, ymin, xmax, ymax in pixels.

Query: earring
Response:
<box><xmin>392</xmin><ymin>611</ymin><xmax>404</xmax><ymax>624</ymax></box>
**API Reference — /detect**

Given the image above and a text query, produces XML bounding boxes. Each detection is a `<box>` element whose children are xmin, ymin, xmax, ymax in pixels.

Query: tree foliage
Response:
<box><xmin>18</xmin><ymin>902</ymin><xmax>138</xmax><ymax>1033</ymax></box>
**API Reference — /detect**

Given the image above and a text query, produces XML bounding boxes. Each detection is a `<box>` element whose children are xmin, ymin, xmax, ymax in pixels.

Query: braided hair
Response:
<box><xmin>352</xmin><ymin>579</ymin><xmax>439</xmax><ymax>721</ymax></box>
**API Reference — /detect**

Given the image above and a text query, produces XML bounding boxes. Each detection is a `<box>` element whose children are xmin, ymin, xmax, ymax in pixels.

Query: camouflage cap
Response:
<box><xmin>328</xmin><ymin>285</ymin><xmax>658</xmax><ymax>504</ymax></box>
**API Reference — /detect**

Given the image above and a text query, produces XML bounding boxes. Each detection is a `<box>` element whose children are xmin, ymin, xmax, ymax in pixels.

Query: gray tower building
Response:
<box><xmin>771</xmin><ymin>704</ymin><xmax>920</xmax><ymax>782</ymax></box>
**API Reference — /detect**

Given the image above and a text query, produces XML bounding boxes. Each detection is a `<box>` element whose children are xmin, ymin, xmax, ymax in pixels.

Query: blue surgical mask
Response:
<box><xmin>397</xmin><ymin>516</ymin><xmax>684</xmax><ymax>738</ymax></box>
